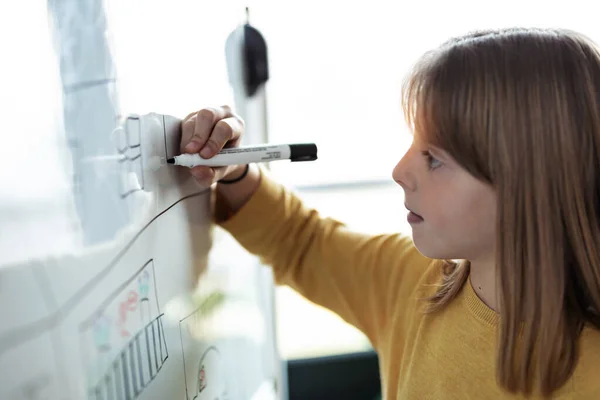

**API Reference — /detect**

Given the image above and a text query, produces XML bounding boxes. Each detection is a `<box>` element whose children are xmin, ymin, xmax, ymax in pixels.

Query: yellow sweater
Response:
<box><xmin>218</xmin><ymin>171</ymin><xmax>600</xmax><ymax>399</ymax></box>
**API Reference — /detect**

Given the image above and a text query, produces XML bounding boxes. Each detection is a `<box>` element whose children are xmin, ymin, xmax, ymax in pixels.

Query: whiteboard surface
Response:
<box><xmin>0</xmin><ymin>1</ymin><xmax>280</xmax><ymax>399</ymax></box>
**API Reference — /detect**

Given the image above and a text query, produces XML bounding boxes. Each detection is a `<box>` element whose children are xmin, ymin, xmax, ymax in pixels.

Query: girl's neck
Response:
<box><xmin>469</xmin><ymin>258</ymin><xmax>498</xmax><ymax>312</ymax></box>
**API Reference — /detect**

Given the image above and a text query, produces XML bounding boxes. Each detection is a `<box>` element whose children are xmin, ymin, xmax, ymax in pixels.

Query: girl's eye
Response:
<box><xmin>421</xmin><ymin>151</ymin><xmax>442</xmax><ymax>170</ymax></box>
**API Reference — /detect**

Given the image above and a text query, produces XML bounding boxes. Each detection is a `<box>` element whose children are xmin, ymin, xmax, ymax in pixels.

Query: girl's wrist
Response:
<box><xmin>220</xmin><ymin>164</ymin><xmax>248</xmax><ymax>183</ymax></box>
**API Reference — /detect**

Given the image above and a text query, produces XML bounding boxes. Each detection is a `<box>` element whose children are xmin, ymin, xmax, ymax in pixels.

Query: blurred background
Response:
<box><xmin>2</xmin><ymin>0</ymin><xmax>599</xmax><ymax>398</ymax></box>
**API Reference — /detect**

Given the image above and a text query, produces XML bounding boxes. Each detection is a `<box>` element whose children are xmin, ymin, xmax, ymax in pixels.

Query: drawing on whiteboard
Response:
<box><xmin>195</xmin><ymin>346</ymin><xmax>225</xmax><ymax>399</ymax></box>
<box><xmin>79</xmin><ymin>259</ymin><xmax>167</xmax><ymax>399</ymax></box>
<box><xmin>0</xmin><ymin>190</ymin><xmax>208</xmax><ymax>357</ymax></box>
<box><xmin>115</xmin><ymin>115</ymin><xmax>145</xmax><ymax>198</ymax></box>
<box><xmin>179</xmin><ymin>304</ymin><xmax>228</xmax><ymax>400</ymax></box>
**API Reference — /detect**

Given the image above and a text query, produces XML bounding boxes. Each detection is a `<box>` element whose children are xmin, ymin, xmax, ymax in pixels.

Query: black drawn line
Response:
<box><xmin>80</xmin><ymin>259</ymin><xmax>168</xmax><ymax>398</ymax></box>
<box><xmin>145</xmin><ymin>326</ymin><xmax>153</xmax><ymax>386</ymax></box>
<box><xmin>0</xmin><ymin>189</ymin><xmax>210</xmax><ymax>356</ymax></box>
<box><xmin>162</xmin><ymin>114</ymin><xmax>168</xmax><ymax>160</ymax></box>
<box><xmin>193</xmin><ymin>346</ymin><xmax>221</xmax><ymax>399</ymax></box>
<box><xmin>90</xmin><ymin>315</ymin><xmax>167</xmax><ymax>399</ymax></box>
<box><xmin>116</xmin><ymin>145</ymin><xmax>140</xmax><ymax>155</ymax></box>
<box><xmin>129</xmin><ymin>340</ymin><xmax>138</xmax><ymax>396</ymax></box>
<box><xmin>120</xmin><ymin>189</ymin><xmax>142</xmax><ymax>199</ymax></box>
<box><xmin>113</xmin><ymin>359</ymin><xmax>122</xmax><ymax>400</ymax></box>
<box><xmin>179</xmin><ymin>303</ymin><xmax>223</xmax><ymax>400</ymax></box>
<box><xmin>126</xmin><ymin>116</ymin><xmax>141</xmax><ymax>149</ymax></box>
<box><xmin>197</xmin><ymin>346</ymin><xmax>220</xmax><ymax>363</ymax></box>
<box><xmin>151</xmin><ymin>322</ymin><xmax>159</xmax><ymax>372</ymax></box>
<box><xmin>64</xmin><ymin>78</ymin><xmax>117</xmax><ymax>94</ymax></box>
<box><xmin>158</xmin><ymin>318</ymin><xmax>164</xmax><ymax>362</ymax></box>
<box><xmin>151</xmin><ymin>325</ymin><xmax>158</xmax><ymax>370</ymax></box>
<box><xmin>139</xmin><ymin>133</ymin><xmax>145</xmax><ymax>195</ymax></box>
<box><xmin>118</xmin><ymin>116</ymin><xmax>144</xmax><ymax>198</ymax></box>
<box><xmin>121</xmin><ymin>352</ymin><xmax>129</xmax><ymax>400</ymax></box>
<box><xmin>162</xmin><ymin>318</ymin><xmax>169</xmax><ymax>358</ymax></box>
<box><xmin>151</xmin><ymin>260</ymin><xmax>161</xmax><ymax>322</ymax></box>
<box><xmin>118</xmin><ymin>154</ymin><xmax>141</xmax><ymax>163</ymax></box>
<box><xmin>179</xmin><ymin>324</ymin><xmax>190</xmax><ymax>400</ymax></box>
<box><xmin>151</xmin><ymin>324</ymin><xmax>159</xmax><ymax>376</ymax></box>
<box><xmin>178</xmin><ymin>293</ymin><xmax>224</xmax><ymax>323</ymax></box>
<box><xmin>135</xmin><ymin>335</ymin><xmax>144</xmax><ymax>393</ymax></box>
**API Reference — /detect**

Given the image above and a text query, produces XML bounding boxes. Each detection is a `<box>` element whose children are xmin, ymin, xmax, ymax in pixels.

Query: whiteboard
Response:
<box><xmin>0</xmin><ymin>1</ymin><xmax>281</xmax><ymax>399</ymax></box>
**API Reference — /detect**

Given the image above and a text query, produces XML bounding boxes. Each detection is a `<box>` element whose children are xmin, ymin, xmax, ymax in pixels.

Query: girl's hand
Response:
<box><xmin>180</xmin><ymin>105</ymin><xmax>245</xmax><ymax>186</ymax></box>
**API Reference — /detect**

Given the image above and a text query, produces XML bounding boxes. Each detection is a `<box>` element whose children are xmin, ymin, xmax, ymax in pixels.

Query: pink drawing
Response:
<box><xmin>118</xmin><ymin>290</ymin><xmax>139</xmax><ymax>337</ymax></box>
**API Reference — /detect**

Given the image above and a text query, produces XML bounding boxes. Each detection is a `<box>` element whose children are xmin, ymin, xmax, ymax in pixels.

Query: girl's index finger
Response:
<box><xmin>185</xmin><ymin>106</ymin><xmax>235</xmax><ymax>154</ymax></box>
<box><xmin>200</xmin><ymin>117</ymin><xmax>243</xmax><ymax>158</ymax></box>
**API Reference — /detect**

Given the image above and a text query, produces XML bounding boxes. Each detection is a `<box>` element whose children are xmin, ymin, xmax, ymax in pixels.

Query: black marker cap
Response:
<box><xmin>289</xmin><ymin>143</ymin><xmax>318</xmax><ymax>162</ymax></box>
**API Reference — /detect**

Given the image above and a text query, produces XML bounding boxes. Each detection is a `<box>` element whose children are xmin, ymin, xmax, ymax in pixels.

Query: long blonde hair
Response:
<box><xmin>402</xmin><ymin>27</ymin><xmax>600</xmax><ymax>396</ymax></box>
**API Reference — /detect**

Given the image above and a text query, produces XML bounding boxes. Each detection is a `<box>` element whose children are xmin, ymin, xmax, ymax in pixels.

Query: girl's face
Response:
<box><xmin>392</xmin><ymin>136</ymin><xmax>497</xmax><ymax>263</ymax></box>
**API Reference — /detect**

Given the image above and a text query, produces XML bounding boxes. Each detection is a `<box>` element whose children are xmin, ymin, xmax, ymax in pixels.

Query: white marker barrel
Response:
<box><xmin>169</xmin><ymin>143</ymin><xmax>317</xmax><ymax>168</ymax></box>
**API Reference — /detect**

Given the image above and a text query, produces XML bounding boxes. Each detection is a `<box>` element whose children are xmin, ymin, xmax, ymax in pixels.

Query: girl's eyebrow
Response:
<box><xmin>413</xmin><ymin>136</ymin><xmax>452</xmax><ymax>162</ymax></box>
<box><xmin>428</xmin><ymin>146</ymin><xmax>451</xmax><ymax>162</ymax></box>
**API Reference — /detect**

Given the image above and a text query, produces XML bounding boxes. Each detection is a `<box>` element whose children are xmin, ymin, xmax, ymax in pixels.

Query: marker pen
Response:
<box><xmin>167</xmin><ymin>143</ymin><xmax>317</xmax><ymax>168</ymax></box>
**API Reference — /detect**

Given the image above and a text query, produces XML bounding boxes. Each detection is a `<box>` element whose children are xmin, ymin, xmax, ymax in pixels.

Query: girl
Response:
<box><xmin>181</xmin><ymin>27</ymin><xmax>600</xmax><ymax>398</ymax></box>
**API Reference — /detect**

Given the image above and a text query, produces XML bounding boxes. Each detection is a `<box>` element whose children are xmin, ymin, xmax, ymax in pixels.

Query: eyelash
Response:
<box><xmin>421</xmin><ymin>151</ymin><xmax>442</xmax><ymax>170</ymax></box>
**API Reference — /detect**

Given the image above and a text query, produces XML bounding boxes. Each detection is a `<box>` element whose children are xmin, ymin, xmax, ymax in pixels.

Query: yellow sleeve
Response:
<box><xmin>217</xmin><ymin>169</ymin><xmax>432</xmax><ymax>346</ymax></box>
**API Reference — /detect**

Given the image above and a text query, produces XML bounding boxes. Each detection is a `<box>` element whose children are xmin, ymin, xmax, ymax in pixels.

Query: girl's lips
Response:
<box><xmin>407</xmin><ymin>210</ymin><xmax>424</xmax><ymax>224</ymax></box>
